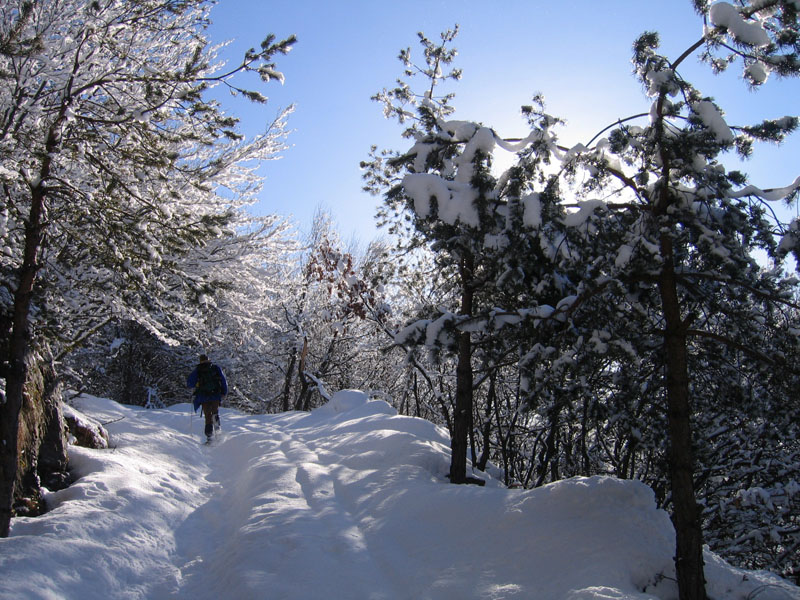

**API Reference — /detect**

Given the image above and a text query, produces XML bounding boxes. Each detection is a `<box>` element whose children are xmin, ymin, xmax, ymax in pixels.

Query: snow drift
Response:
<box><xmin>1</xmin><ymin>391</ymin><xmax>796</xmax><ymax>599</ymax></box>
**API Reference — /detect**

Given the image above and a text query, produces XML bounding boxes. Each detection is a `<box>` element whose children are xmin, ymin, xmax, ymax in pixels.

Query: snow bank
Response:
<box><xmin>1</xmin><ymin>392</ymin><xmax>797</xmax><ymax>599</ymax></box>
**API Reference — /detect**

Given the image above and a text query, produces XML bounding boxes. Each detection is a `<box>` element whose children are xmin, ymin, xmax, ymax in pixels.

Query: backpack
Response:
<box><xmin>195</xmin><ymin>362</ymin><xmax>222</xmax><ymax>396</ymax></box>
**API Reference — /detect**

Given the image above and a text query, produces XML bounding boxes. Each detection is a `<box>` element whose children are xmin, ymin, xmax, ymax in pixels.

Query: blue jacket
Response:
<box><xmin>187</xmin><ymin>362</ymin><xmax>228</xmax><ymax>412</ymax></box>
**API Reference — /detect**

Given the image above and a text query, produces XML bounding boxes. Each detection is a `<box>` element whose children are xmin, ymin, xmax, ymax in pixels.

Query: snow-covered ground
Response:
<box><xmin>1</xmin><ymin>391</ymin><xmax>797</xmax><ymax>600</ymax></box>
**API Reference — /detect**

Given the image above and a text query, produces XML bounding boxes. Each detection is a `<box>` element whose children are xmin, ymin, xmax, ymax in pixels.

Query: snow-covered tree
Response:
<box><xmin>0</xmin><ymin>0</ymin><xmax>295</xmax><ymax>536</ymax></box>
<box><xmin>367</xmin><ymin>4</ymin><xmax>800</xmax><ymax>594</ymax></box>
<box><xmin>74</xmin><ymin>209</ymin><xmax>299</xmax><ymax>411</ymax></box>
<box><xmin>180</xmin><ymin>212</ymin><xmax>298</xmax><ymax>410</ymax></box>
<box><xmin>544</xmin><ymin>3</ymin><xmax>800</xmax><ymax>596</ymax></box>
<box><xmin>365</xmin><ymin>29</ymin><xmax>584</xmax><ymax>485</ymax></box>
<box><xmin>272</xmin><ymin>210</ymin><xmax>392</xmax><ymax>413</ymax></box>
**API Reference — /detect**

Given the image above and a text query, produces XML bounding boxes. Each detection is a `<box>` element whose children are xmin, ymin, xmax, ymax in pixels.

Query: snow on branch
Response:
<box><xmin>728</xmin><ymin>175</ymin><xmax>800</xmax><ymax>201</ymax></box>
<box><xmin>709</xmin><ymin>2</ymin><xmax>772</xmax><ymax>48</ymax></box>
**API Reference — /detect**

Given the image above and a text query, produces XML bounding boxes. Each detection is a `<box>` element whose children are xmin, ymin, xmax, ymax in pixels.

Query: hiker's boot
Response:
<box><xmin>205</xmin><ymin>422</ymin><xmax>213</xmax><ymax>439</ymax></box>
<box><xmin>213</xmin><ymin>413</ymin><xmax>221</xmax><ymax>434</ymax></box>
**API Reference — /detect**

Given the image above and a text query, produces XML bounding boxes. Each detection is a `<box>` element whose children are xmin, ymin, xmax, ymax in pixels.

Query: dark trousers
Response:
<box><xmin>202</xmin><ymin>400</ymin><xmax>220</xmax><ymax>436</ymax></box>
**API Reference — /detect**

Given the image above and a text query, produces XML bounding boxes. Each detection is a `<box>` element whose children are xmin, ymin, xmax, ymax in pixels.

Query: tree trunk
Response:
<box><xmin>294</xmin><ymin>336</ymin><xmax>310</xmax><ymax>411</ymax></box>
<box><xmin>0</xmin><ymin>360</ymin><xmax>27</xmax><ymax>537</ymax></box>
<box><xmin>476</xmin><ymin>372</ymin><xmax>495</xmax><ymax>472</ymax></box>
<box><xmin>0</xmin><ymin>175</ymin><xmax>48</xmax><ymax>537</ymax></box>
<box><xmin>449</xmin><ymin>253</ymin><xmax>474</xmax><ymax>484</ymax></box>
<box><xmin>450</xmin><ymin>329</ymin><xmax>472</xmax><ymax>483</ymax></box>
<box><xmin>281</xmin><ymin>348</ymin><xmax>297</xmax><ymax>412</ymax></box>
<box><xmin>536</xmin><ymin>404</ymin><xmax>561</xmax><ymax>487</ymax></box>
<box><xmin>658</xmin><ymin>235</ymin><xmax>707</xmax><ymax>600</ymax></box>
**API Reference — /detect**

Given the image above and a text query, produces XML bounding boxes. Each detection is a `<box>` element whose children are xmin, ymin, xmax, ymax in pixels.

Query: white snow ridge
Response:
<box><xmin>1</xmin><ymin>391</ymin><xmax>797</xmax><ymax>599</ymax></box>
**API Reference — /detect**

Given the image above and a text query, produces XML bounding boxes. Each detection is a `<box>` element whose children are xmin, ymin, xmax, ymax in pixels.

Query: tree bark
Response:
<box><xmin>658</xmin><ymin>235</ymin><xmax>707</xmax><ymax>600</ymax></box>
<box><xmin>536</xmin><ymin>404</ymin><xmax>561</xmax><ymax>487</ymax></box>
<box><xmin>449</xmin><ymin>253</ymin><xmax>474</xmax><ymax>484</ymax></box>
<box><xmin>449</xmin><ymin>328</ymin><xmax>472</xmax><ymax>483</ymax></box>
<box><xmin>0</xmin><ymin>360</ymin><xmax>27</xmax><ymax>537</ymax></box>
<box><xmin>0</xmin><ymin>168</ymin><xmax>49</xmax><ymax>537</ymax></box>
<box><xmin>650</xmin><ymin>63</ymin><xmax>707</xmax><ymax>594</ymax></box>
<box><xmin>476</xmin><ymin>372</ymin><xmax>495</xmax><ymax>472</ymax></box>
<box><xmin>294</xmin><ymin>336</ymin><xmax>310</xmax><ymax>411</ymax></box>
<box><xmin>281</xmin><ymin>348</ymin><xmax>297</xmax><ymax>412</ymax></box>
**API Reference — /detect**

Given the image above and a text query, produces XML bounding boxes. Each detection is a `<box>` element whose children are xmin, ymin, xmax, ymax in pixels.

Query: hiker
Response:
<box><xmin>186</xmin><ymin>354</ymin><xmax>228</xmax><ymax>441</ymax></box>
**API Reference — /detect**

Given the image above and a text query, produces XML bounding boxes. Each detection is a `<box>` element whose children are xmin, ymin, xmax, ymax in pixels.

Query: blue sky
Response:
<box><xmin>207</xmin><ymin>1</ymin><xmax>800</xmax><ymax>243</ymax></box>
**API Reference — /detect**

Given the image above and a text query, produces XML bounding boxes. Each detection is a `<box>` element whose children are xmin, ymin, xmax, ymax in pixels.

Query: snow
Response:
<box><xmin>615</xmin><ymin>244</ymin><xmax>635</xmax><ymax>269</ymax></box>
<box><xmin>692</xmin><ymin>101</ymin><xmax>735</xmax><ymax>144</ymax></box>
<box><xmin>438</xmin><ymin>120</ymin><xmax>479</xmax><ymax>141</ymax></box>
<box><xmin>453</xmin><ymin>126</ymin><xmax>496</xmax><ymax>180</ymax></box>
<box><xmin>400</xmin><ymin>122</ymin><xmax>500</xmax><ymax>228</ymax></box>
<box><xmin>645</xmin><ymin>69</ymin><xmax>678</xmax><ymax>97</ymax></box>
<box><xmin>394</xmin><ymin>319</ymin><xmax>429</xmax><ymax>345</ymax></box>
<box><xmin>521</xmin><ymin>192</ymin><xmax>543</xmax><ymax>228</ymax></box>
<box><xmin>709</xmin><ymin>2</ymin><xmax>771</xmax><ymax>47</ymax></box>
<box><xmin>495</xmin><ymin>130</ymin><xmax>543</xmax><ymax>153</ymax></box>
<box><xmin>729</xmin><ymin>175</ymin><xmax>800</xmax><ymax>202</ymax></box>
<box><xmin>745</xmin><ymin>61</ymin><xmax>770</xmax><ymax>85</ymax></box>
<box><xmin>401</xmin><ymin>173</ymin><xmax>480</xmax><ymax>227</ymax></box>
<box><xmin>2</xmin><ymin>392</ymin><xmax>797</xmax><ymax>600</ymax></box>
<box><xmin>425</xmin><ymin>312</ymin><xmax>456</xmax><ymax>348</ymax></box>
<box><xmin>563</xmin><ymin>199</ymin><xmax>606</xmax><ymax>228</ymax></box>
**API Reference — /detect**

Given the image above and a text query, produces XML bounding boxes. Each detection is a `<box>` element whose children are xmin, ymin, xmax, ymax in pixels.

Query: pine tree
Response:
<box><xmin>367</xmin><ymin>4</ymin><xmax>800</xmax><ymax>593</ymax></box>
<box><xmin>365</xmin><ymin>29</ymin><xmax>582</xmax><ymax>485</ymax></box>
<box><xmin>547</xmin><ymin>3</ymin><xmax>800</xmax><ymax>596</ymax></box>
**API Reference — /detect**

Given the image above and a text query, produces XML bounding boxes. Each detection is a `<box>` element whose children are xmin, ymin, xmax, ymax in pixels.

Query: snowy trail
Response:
<box><xmin>2</xmin><ymin>392</ymin><xmax>798</xmax><ymax>600</ymax></box>
<box><xmin>153</xmin><ymin>411</ymin><xmax>393</xmax><ymax>599</ymax></box>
